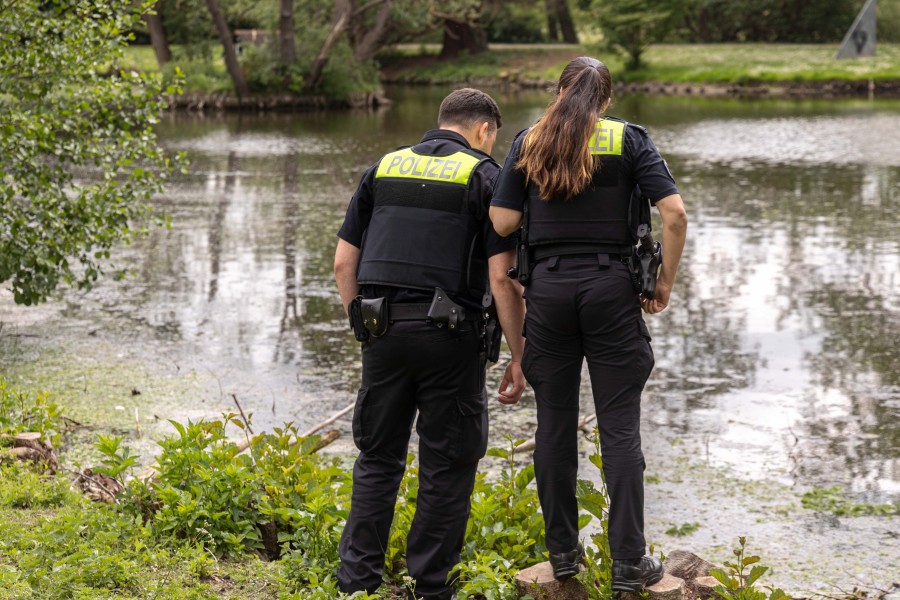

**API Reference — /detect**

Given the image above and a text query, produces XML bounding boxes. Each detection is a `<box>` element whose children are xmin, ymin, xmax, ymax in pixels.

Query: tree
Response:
<box><xmin>305</xmin><ymin>0</ymin><xmax>351</xmax><ymax>91</ymax></box>
<box><xmin>0</xmin><ymin>0</ymin><xmax>182</xmax><ymax>305</ymax></box>
<box><xmin>546</xmin><ymin>0</ymin><xmax>578</xmax><ymax>43</ymax></box>
<box><xmin>590</xmin><ymin>0</ymin><xmax>678</xmax><ymax>69</ymax></box>
<box><xmin>204</xmin><ymin>0</ymin><xmax>250</xmax><ymax>96</ymax></box>
<box><xmin>279</xmin><ymin>0</ymin><xmax>297</xmax><ymax>86</ymax></box>
<box><xmin>435</xmin><ymin>0</ymin><xmax>494</xmax><ymax>59</ymax></box>
<box><xmin>144</xmin><ymin>1</ymin><xmax>172</xmax><ymax>65</ymax></box>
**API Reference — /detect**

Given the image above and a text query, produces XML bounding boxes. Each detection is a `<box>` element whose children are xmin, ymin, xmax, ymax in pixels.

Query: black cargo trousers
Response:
<box><xmin>520</xmin><ymin>255</ymin><xmax>655</xmax><ymax>561</ymax></box>
<box><xmin>337</xmin><ymin>319</ymin><xmax>489</xmax><ymax>600</ymax></box>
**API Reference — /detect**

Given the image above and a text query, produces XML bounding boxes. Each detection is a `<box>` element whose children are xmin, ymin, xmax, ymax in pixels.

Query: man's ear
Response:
<box><xmin>476</xmin><ymin>121</ymin><xmax>490</xmax><ymax>144</ymax></box>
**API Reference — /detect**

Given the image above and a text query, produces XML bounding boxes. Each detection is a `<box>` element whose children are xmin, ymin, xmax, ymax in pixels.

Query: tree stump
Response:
<box><xmin>515</xmin><ymin>561</ymin><xmax>588</xmax><ymax>600</ymax></box>
<box><xmin>4</xmin><ymin>432</ymin><xmax>59</xmax><ymax>470</ymax></box>
<box><xmin>620</xmin><ymin>574</ymin><xmax>686</xmax><ymax>600</ymax></box>
<box><xmin>73</xmin><ymin>468</ymin><xmax>124</xmax><ymax>504</ymax></box>
<box><xmin>664</xmin><ymin>550</ymin><xmax>717</xmax><ymax>580</ymax></box>
<box><xmin>691</xmin><ymin>575</ymin><xmax>721</xmax><ymax>600</ymax></box>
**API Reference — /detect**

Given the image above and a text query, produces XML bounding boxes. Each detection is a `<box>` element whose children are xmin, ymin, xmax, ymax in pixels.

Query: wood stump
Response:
<box><xmin>691</xmin><ymin>575</ymin><xmax>721</xmax><ymax>600</ymax></box>
<box><xmin>0</xmin><ymin>432</ymin><xmax>59</xmax><ymax>470</ymax></box>
<box><xmin>664</xmin><ymin>550</ymin><xmax>717</xmax><ymax>580</ymax></box>
<box><xmin>620</xmin><ymin>573</ymin><xmax>686</xmax><ymax>600</ymax></box>
<box><xmin>515</xmin><ymin>561</ymin><xmax>588</xmax><ymax>600</ymax></box>
<box><xmin>664</xmin><ymin>549</ymin><xmax>721</xmax><ymax>600</ymax></box>
<box><xmin>72</xmin><ymin>468</ymin><xmax>125</xmax><ymax>504</ymax></box>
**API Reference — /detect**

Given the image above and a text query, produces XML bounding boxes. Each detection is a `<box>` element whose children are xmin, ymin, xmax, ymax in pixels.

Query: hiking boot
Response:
<box><xmin>548</xmin><ymin>543</ymin><xmax>584</xmax><ymax>580</ymax></box>
<box><xmin>612</xmin><ymin>556</ymin><xmax>664</xmax><ymax>592</ymax></box>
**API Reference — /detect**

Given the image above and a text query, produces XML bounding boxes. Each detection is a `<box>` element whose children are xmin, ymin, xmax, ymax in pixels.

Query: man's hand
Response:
<box><xmin>497</xmin><ymin>360</ymin><xmax>525</xmax><ymax>404</ymax></box>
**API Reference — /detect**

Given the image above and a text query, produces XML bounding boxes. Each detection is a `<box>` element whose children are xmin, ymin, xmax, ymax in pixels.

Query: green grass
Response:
<box><xmin>119</xmin><ymin>44</ymin><xmax>159</xmax><ymax>72</ymax></box>
<box><xmin>626</xmin><ymin>43</ymin><xmax>900</xmax><ymax>82</ymax></box>
<box><xmin>120</xmin><ymin>45</ymin><xmax>232</xmax><ymax>94</ymax></box>
<box><xmin>123</xmin><ymin>42</ymin><xmax>900</xmax><ymax>94</ymax></box>
<box><xmin>379</xmin><ymin>42</ymin><xmax>900</xmax><ymax>85</ymax></box>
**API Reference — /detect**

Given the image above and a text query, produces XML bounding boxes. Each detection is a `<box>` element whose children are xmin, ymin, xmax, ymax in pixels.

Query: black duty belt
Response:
<box><xmin>531</xmin><ymin>242</ymin><xmax>633</xmax><ymax>261</ymax></box>
<box><xmin>388</xmin><ymin>302</ymin><xmax>479</xmax><ymax>322</ymax></box>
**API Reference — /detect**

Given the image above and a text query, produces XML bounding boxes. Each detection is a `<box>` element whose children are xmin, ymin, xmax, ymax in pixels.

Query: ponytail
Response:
<box><xmin>516</xmin><ymin>57</ymin><xmax>613</xmax><ymax>201</ymax></box>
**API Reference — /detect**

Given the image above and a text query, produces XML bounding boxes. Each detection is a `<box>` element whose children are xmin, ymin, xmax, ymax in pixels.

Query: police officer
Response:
<box><xmin>490</xmin><ymin>57</ymin><xmax>688</xmax><ymax>592</ymax></box>
<box><xmin>333</xmin><ymin>88</ymin><xmax>526</xmax><ymax>600</ymax></box>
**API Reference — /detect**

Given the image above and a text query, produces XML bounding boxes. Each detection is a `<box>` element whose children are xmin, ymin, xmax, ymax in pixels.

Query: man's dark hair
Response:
<box><xmin>438</xmin><ymin>88</ymin><xmax>502</xmax><ymax>131</ymax></box>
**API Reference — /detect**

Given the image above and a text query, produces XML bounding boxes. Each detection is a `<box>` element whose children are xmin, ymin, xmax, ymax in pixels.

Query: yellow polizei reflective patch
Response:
<box><xmin>375</xmin><ymin>148</ymin><xmax>480</xmax><ymax>185</ymax></box>
<box><xmin>589</xmin><ymin>119</ymin><xmax>625</xmax><ymax>156</ymax></box>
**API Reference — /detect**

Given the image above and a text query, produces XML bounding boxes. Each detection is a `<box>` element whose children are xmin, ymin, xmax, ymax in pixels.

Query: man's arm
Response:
<box><xmin>489</xmin><ymin>249</ymin><xmax>526</xmax><ymax>404</ymax></box>
<box><xmin>334</xmin><ymin>238</ymin><xmax>361</xmax><ymax>315</ymax></box>
<box><xmin>641</xmin><ymin>193</ymin><xmax>687</xmax><ymax>315</ymax></box>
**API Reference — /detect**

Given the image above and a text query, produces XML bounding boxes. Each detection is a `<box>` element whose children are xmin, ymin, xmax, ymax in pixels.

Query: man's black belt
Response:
<box><xmin>389</xmin><ymin>302</ymin><xmax>479</xmax><ymax>322</ymax></box>
<box><xmin>531</xmin><ymin>242</ymin><xmax>633</xmax><ymax>261</ymax></box>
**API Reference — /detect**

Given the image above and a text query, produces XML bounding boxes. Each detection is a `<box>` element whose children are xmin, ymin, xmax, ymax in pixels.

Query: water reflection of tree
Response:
<box><xmin>682</xmin><ymin>157</ymin><xmax>899</xmax><ymax>498</ymax></box>
<box><xmin>644</xmin><ymin>231</ymin><xmax>760</xmax><ymax>434</ymax></box>
<box><xmin>273</xmin><ymin>153</ymin><xmax>301</xmax><ymax>364</ymax></box>
<box><xmin>208</xmin><ymin>151</ymin><xmax>239</xmax><ymax>302</ymax></box>
<box><xmin>268</xmin><ymin>149</ymin><xmax>363</xmax><ymax>395</ymax></box>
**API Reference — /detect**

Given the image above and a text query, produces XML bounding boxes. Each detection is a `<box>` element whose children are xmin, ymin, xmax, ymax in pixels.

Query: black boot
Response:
<box><xmin>548</xmin><ymin>543</ymin><xmax>584</xmax><ymax>580</ymax></box>
<box><xmin>611</xmin><ymin>556</ymin><xmax>664</xmax><ymax>592</ymax></box>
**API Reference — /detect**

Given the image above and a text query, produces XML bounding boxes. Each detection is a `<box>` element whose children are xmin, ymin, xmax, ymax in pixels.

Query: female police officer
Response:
<box><xmin>489</xmin><ymin>57</ymin><xmax>688</xmax><ymax>592</ymax></box>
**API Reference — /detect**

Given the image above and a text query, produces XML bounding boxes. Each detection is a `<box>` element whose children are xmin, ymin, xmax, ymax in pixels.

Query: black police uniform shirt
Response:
<box><xmin>491</xmin><ymin>120</ymin><xmax>679</xmax><ymax>213</ymax></box>
<box><xmin>338</xmin><ymin>129</ymin><xmax>515</xmax><ymax>312</ymax></box>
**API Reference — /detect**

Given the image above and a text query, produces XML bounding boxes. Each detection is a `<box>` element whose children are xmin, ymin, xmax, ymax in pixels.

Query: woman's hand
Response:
<box><xmin>640</xmin><ymin>280</ymin><xmax>672</xmax><ymax>314</ymax></box>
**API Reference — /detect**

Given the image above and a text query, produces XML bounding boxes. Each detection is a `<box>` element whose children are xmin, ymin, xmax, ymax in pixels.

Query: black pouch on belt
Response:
<box><xmin>360</xmin><ymin>297</ymin><xmax>388</xmax><ymax>337</ymax></box>
<box><xmin>348</xmin><ymin>296</ymin><xmax>369</xmax><ymax>342</ymax></box>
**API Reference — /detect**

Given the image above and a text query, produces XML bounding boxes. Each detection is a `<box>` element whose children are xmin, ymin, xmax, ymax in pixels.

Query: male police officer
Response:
<box><xmin>333</xmin><ymin>88</ymin><xmax>526</xmax><ymax>600</ymax></box>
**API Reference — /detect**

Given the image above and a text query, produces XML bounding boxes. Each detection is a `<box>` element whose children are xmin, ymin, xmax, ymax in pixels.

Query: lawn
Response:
<box><xmin>121</xmin><ymin>43</ymin><xmax>900</xmax><ymax>93</ymax></box>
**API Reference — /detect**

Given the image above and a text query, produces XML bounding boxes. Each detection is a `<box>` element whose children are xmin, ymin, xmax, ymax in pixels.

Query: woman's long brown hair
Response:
<box><xmin>516</xmin><ymin>56</ymin><xmax>613</xmax><ymax>201</ymax></box>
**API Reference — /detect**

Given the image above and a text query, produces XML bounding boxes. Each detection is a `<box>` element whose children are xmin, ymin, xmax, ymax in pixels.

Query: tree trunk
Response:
<box><xmin>204</xmin><ymin>0</ymin><xmax>250</xmax><ymax>97</ymax></box>
<box><xmin>545</xmin><ymin>0</ymin><xmax>559</xmax><ymax>41</ymax></box>
<box><xmin>439</xmin><ymin>19</ymin><xmax>487</xmax><ymax>60</ymax></box>
<box><xmin>553</xmin><ymin>0</ymin><xmax>578</xmax><ymax>43</ymax></box>
<box><xmin>279</xmin><ymin>0</ymin><xmax>297</xmax><ymax>87</ymax></box>
<box><xmin>352</xmin><ymin>0</ymin><xmax>392</xmax><ymax>63</ymax></box>
<box><xmin>305</xmin><ymin>0</ymin><xmax>351</xmax><ymax>91</ymax></box>
<box><xmin>143</xmin><ymin>2</ymin><xmax>171</xmax><ymax>65</ymax></box>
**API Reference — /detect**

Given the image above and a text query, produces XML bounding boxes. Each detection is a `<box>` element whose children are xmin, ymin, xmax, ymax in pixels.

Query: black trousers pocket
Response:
<box><xmin>351</xmin><ymin>387</ymin><xmax>371</xmax><ymax>451</ymax></box>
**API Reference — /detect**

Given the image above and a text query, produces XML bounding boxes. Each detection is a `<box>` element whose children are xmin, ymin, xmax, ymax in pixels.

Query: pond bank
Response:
<box><xmin>163</xmin><ymin>78</ymin><xmax>900</xmax><ymax>113</ymax></box>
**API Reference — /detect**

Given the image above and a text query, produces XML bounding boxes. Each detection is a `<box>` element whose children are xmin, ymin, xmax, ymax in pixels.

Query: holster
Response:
<box><xmin>348</xmin><ymin>296</ymin><xmax>369</xmax><ymax>342</ymax></box>
<box><xmin>627</xmin><ymin>225</ymin><xmax>662</xmax><ymax>300</ymax></box>
<box><xmin>426</xmin><ymin>287</ymin><xmax>465</xmax><ymax>332</ymax></box>
<box><xmin>483</xmin><ymin>317</ymin><xmax>501</xmax><ymax>363</ymax></box>
<box><xmin>637</xmin><ymin>240</ymin><xmax>662</xmax><ymax>300</ymax></box>
<box><xmin>507</xmin><ymin>240</ymin><xmax>531</xmax><ymax>286</ymax></box>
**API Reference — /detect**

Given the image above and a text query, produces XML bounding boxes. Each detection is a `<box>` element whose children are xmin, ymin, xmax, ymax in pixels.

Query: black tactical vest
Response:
<box><xmin>356</xmin><ymin>146</ymin><xmax>489</xmax><ymax>302</ymax></box>
<box><xmin>527</xmin><ymin>117</ymin><xmax>641</xmax><ymax>255</ymax></box>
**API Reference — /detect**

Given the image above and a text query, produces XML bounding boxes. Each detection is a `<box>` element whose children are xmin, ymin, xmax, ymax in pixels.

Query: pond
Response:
<box><xmin>1</xmin><ymin>85</ymin><xmax>898</xmax><ymax>594</ymax></box>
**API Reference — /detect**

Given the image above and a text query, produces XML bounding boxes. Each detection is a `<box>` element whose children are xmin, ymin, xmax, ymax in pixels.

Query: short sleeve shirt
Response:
<box><xmin>491</xmin><ymin>119</ymin><xmax>679</xmax><ymax>211</ymax></box>
<box><xmin>338</xmin><ymin>129</ymin><xmax>515</xmax><ymax>308</ymax></box>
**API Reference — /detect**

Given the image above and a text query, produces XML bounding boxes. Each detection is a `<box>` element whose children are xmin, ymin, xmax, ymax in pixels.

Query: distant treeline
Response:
<box><xmin>131</xmin><ymin>0</ymin><xmax>900</xmax><ymax>97</ymax></box>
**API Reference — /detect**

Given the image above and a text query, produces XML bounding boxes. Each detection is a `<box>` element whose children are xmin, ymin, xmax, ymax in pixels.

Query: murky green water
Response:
<box><xmin>1</xmin><ymin>86</ymin><xmax>898</xmax><ymax>592</ymax></box>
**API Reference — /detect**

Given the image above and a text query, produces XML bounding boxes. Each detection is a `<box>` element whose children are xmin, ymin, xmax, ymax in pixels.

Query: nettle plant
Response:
<box><xmin>576</xmin><ymin>434</ymin><xmax>615</xmax><ymax>599</ymax></box>
<box><xmin>709</xmin><ymin>537</ymin><xmax>788</xmax><ymax>600</ymax></box>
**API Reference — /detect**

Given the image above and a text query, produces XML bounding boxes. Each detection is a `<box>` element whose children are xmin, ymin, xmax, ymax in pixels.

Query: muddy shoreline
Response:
<box><xmin>164</xmin><ymin>78</ymin><xmax>900</xmax><ymax>112</ymax></box>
